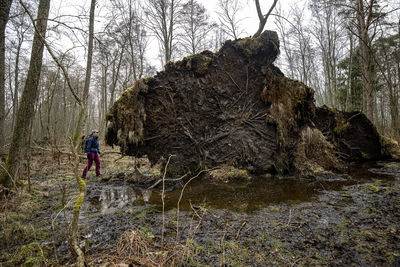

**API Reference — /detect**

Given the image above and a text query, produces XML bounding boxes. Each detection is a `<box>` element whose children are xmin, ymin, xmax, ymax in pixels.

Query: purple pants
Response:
<box><xmin>82</xmin><ymin>153</ymin><xmax>100</xmax><ymax>177</ymax></box>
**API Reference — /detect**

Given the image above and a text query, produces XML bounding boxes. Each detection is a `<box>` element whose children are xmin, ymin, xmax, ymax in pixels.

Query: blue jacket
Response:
<box><xmin>86</xmin><ymin>136</ymin><xmax>100</xmax><ymax>154</ymax></box>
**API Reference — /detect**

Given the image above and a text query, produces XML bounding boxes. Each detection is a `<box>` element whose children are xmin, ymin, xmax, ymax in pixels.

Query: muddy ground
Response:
<box><xmin>0</xmin><ymin>148</ymin><xmax>399</xmax><ymax>266</ymax></box>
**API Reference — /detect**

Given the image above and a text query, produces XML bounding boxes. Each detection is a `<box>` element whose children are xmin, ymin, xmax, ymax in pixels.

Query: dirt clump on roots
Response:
<box><xmin>208</xmin><ymin>165</ymin><xmax>250</xmax><ymax>183</ymax></box>
<box><xmin>380</xmin><ymin>135</ymin><xmax>400</xmax><ymax>160</ymax></box>
<box><xmin>293</xmin><ymin>126</ymin><xmax>343</xmax><ymax>174</ymax></box>
<box><xmin>105</xmin><ymin>30</ymin><xmax>395</xmax><ymax>177</ymax></box>
<box><xmin>313</xmin><ymin>105</ymin><xmax>382</xmax><ymax>161</ymax></box>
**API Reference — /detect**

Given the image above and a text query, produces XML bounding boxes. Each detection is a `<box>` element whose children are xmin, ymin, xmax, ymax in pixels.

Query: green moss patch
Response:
<box><xmin>334</xmin><ymin>114</ymin><xmax>350</xmax><ymax>135</ymax></box>
<box><xmin>185</xmin><ymin>54</ymin><xmax>212</xmax><ymax>75</ymax></box>
<box><xmin>209</xmin><ymin>165</ymin><xmax>250</xmax><ymax>183</ymax></box>
<box><xmin>380</xmin><ymin>135</ymin><xmax>400</xmax><ymax>160</ymax></box>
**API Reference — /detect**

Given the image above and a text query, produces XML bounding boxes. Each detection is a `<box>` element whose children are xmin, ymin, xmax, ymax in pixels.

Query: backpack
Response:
<box><xmin>81</xmin><ymin>135</ymin><xmax>91</xmax><ymax>153</ymax></box>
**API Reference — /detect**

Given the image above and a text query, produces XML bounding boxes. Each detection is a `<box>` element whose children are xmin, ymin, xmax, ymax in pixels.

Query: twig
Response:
<box><xmin>0</xmin><ymin>161</ymin><xmax>16</xmax><ymax>190</ymax></box>
<box><xmin>224</xmin><ymin>68</ymin><xmax>249</xmax><ymax>108</ymax></box>
<box><xmin>347</xmin><ymin>112</ymin><xmax>361</xmax><ymax>121</ymax></box>
<box><xmin>245</xmin><ymin>65</ymin><xmax>249</xmax><ymax>93</ymax></box>
<box><xmin>176</xmin><ymin>168</ymin><xmax>216</xmax><ymax>243</ymax></box>
<box><xmin>100</xmin><ymin>151</ymin><xmax>122</xmax><ymax>155</ymax></box>
<box><xmin>290</xmin><ymin>258</ymin><xmax>301</xmax><ymax>267</ymax></box>
<box><xmin>2</xmin><ymin>197</ymin><xmax>10</xmax><ymax>249</ymax></box>
<box><xmin>235</xmin><ymin>221</ymin><xmax>247</xmax><ymax>240</ymax></box>
<box><xmin>224</xmin><ymin>70</ymin><xmax>242</xmax><ymax>91</ymax></box>
<box><xmin>189</xmin><ymin>202</ymin><xmax>203</xmax><ymax>219</ymax></box>
<box><xmin>162</xmin><ymin>155</ymin><xmax>175</xmax><ymax>245</ymax></box>
<box><xmin>33</xmin><ymin>242</ymin><xmax>47</xmax><ymax>265</ymax></box>
<box><xmin>51</xmin><ymin>197</ymin><xmax>77</xmax><ymax>231</ymax></box>
<box><xmin>186</xmin><ymin>203</ymin><xmax>207</xmax><ymax>241</ymax></box>
<box><xmin>319</xmin><ymin>182</ymin><xmax>326</xmax><ymax>191</ymax></box>
<box><xmin>51</xmin><ymin>196</ymin><xmax>76</xmax><ymax>261</ymax></box>
<box><xmin>147</xmin><ymin>173</ymin><xmax>189</xmax><ymax>190</ymax></box>
<box><xmin>114</xmin><ymin>154</ymin><xmax>127</xmax><ymax>162</ymax></box>
<box><xmin>220</xmin><ymin>222</ymin><xmax>228</xmax><ymax>267</ymax></box>
<box><xmin>287</xmin><ymin>208</ymin><xmax>292</xmax><ymax>227</ymax></box>
<box><xmin>250</xmin><ymin>112</ymin><xmax>269</xmax><ymax>121</ymax></box>
<box><xmin>144</xmin><ymin>135</ymin><xmax>164</xmax><ymax>141</ymax></box>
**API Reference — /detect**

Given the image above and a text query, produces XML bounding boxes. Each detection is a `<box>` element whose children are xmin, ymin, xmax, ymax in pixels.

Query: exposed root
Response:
<box><xmin>293</xmin><ymin>126</ymin><xmax>343</xmax><ymax>174</ymax></box>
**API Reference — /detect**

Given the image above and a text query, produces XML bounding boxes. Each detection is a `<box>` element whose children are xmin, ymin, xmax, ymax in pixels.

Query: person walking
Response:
<box><xmin>82</xmin><ymin>130</ymin><xmax>101</xmax><ymax>178</ymax></box>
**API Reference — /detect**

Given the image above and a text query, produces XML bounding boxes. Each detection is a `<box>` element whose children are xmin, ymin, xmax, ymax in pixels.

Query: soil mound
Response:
<box><xmin>314</xmin><ymin>106</ymin><xmax>381</xmax><ymax>161</ymax></box>
<box><xmin>105</xmin><ymin>30</ymin><xmax>393</xmax><ymax>175</ymax></box>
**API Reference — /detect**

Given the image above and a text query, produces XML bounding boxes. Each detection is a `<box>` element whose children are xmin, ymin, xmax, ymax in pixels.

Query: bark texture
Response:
<box><xmin>0</xmin><ymin>0</ymin><xmax>13</xmax><ymax>154</ymax></box>
<box><xmin>105</xmin><ymin>31</ymin><xmax>393</xmax><ymax>176</ymax></box>
<box><xmin>0</xmin><ymin>0</ymin><xmax>50</xmax><ymax>188</ymax></box>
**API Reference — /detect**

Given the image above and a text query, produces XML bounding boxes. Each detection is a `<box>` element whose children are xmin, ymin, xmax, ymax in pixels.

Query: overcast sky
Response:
<box><xmin>156</xmin><ymin>0</ymin><xmax>299</xmax><ymax>67</ymax></box>
<box><xmin>46</xmin><ymin>0</ymin><xmax>299</xmax><ymax>70</ymax></box>
<box><xmin>197</xmin><ymin>0</ymin><xmax>291</xmax><ymax>36</ymax></box>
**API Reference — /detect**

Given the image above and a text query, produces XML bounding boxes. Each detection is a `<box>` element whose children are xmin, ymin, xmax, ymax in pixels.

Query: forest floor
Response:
<box><xmin>0</xmin><ymin>145</ymin><xmax>400</xmax><ymax>266</ymax></box>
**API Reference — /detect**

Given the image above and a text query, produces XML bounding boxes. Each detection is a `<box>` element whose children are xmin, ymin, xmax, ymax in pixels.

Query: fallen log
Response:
<box><xmin>105</xmin><ymin>30</ymin><xmax>396</xmax><ymax>176</ymax></box>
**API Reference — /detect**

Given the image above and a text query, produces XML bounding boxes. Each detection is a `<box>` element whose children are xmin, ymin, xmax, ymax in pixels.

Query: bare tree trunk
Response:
<box><xmin>216</xmin><ymin>0</ymin><xmax>244</xmax><ymax>40</ymax></box>
<box><xmin>108</xmin><ymin>43</ymin><xmax>125</xmax><ymax>109</ymax></box>
<box><xmin>180</xmin><ymin>0</ymin><xmax>215</xmax><ymax>55</ymax></box>
<box><xmin>253</xmin><ymin>0</ymin><xmax>278</xmax><ymax>38</ymax></box>
<box><xmin>100</xmin><ymin>61</ymin><xmax>108</xmax><ymax>133</ymax></box>
<box><xmin>387</xmin><ymin>63</ymin><xmax>399</xmax><ymax>137</ymax></box>
<box><xmin>12</xmin><ymin>40</ymin><xmax>22</xmax><ymax>130</ymax></box>
<box><xmin>166</xmin><ymin>0</ymin><xmax>175</xmax><ymax>62</ymax></box>
<box><xmin>394</xmin><ymin>19</ymin><xmax>400</xmax><ymax>139</ymax></box>
<box><xmin>26</xmin><ymin>115</ymin><xmax>33</xmax><ymax>192</ymax></box>
<box><xmin>62</xmin><ymin>76</ymin><xmax>67</xmax><ymax>136</ymax></box>
<box><xmin>356</xmin><ymin>0</ymin><xmax>375</xmax><ymax>121</ymax></box>
<box><xmin>0</xmin><ymin>0</ymin><xmax>50</xmax><ymax>189</ymax></box>
<box><xmin>380</xmin><ymin>91</ymin><xmax>385</xmax><ymax>131</ymax></box>
<box><xmin>0</xmin><ymin>0</ymin><xmax>13</xmax><ymax>155</ymax></box>
<box><xmin>146</xmin><ymin>0</ymin><xmax>181</xmax><ymax>65</ymax></box>
<box><xmin>46</xmin><ymin>68</ymin><xmax>59</xmax><ymax>143</ymax></box>
<box><xmin>69</xmin><ymin>1</ymin><xmax>96</xmax><ymax>266</ymax></box>
<box><xmin>274</xmin><ymin>12</ymin><xmax>295</xmax><ymax>78</ymax></box>
<box><xmin>345</xmin><ymin>31</ymin><xmax>353</xmax><ymax>111</ymax></box>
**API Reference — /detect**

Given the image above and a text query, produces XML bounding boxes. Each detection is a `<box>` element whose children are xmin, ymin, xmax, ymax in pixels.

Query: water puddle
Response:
<box><xmin>88</xmin><ymin>187</ymin><xmax>153</xmax><ymax>214</ymax></box>
<box><xmin>87</xmin><ymin>162</ymin><xmax>397</xmax><ymax>213</ymax></box>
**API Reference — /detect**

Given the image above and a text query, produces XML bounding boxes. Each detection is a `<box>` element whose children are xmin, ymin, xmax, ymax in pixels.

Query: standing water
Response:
<box><xmin>87</xmin><ymin>162</ymin><xmax>395</xmax><ymax>214</ymax></box>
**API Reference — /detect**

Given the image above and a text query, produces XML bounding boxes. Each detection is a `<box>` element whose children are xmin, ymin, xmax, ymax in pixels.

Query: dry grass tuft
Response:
<box><xmin>381</xmin><ymin>135</ymin><xmax>400</xmax><ymax>160</ymax></box>
<box><xmin>294</xmin><ymin>127</ymin><xmax>343</xmax><ymax>174</ymax></box>
<box><xmin>116</xmin><ymin>230</ymin><xmax>153</xmax><ymax>258</ymax></box>
<box><xmin>91</xmin><ymin>229</ymin><xmax>182</xmax><ymax>267</ymax></box>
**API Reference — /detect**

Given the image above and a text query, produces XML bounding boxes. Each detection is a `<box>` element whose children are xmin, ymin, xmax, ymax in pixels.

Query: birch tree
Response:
<box><xmin>216</xmin><ymin>0</ymin><xmax>245</xmax><ymax>40</ymax></box>
<box><xmin>180</xmin><ymin>0</ymin><xmax>215</xmax><ymax>55</ymax></box>
<box><xmin>145</xmin><ymin>0</ymin><xmax>182</xmax><ymax>66</ymax></box>
<box><xmin>8</xmin><ymin>2</ymin><xmax>31</xmax><ymax>129</ymax></box>
<box><xmin>310</xmin><ymin>0</ymin><xmax>346</xmax><ymax>109</ymax></box>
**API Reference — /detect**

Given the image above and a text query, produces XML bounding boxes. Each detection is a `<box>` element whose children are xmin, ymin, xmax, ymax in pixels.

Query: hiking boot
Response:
<box><xmin>96</xmin><ymin>174</ymin><xmax>102</xmax><ymax>177</ymax></box>
<box><xmin>81</xmin><ymin>175</ymin><xmax>86</xmax><ymax>179</ymax></box>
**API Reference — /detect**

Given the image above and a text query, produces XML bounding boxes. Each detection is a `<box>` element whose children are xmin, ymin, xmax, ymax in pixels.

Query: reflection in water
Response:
<box><xmin>94</xmin><ymin>187</ymin><xmax>153</xmax><ymax>214</ymax></box>
<box><xmin>89</xmin><ymin>163</ymin><xmax>395</xmax><ymax>213</ymax></box>
<box><xmin>142</xmin><ymin>190</ymin><xmax>152</xmax><ymax>203</ymax></box>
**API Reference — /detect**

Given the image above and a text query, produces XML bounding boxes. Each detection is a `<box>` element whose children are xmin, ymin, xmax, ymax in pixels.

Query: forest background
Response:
<box><xmin>0</xmin><ymin>0</ymin><xmax>399</xmax><ymax>156</ymax></box>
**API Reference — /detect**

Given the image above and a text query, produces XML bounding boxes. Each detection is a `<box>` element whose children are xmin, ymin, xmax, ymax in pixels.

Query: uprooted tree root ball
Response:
<box><xmin>105</xmin><ymin>30</ymin><xmax>400</xmax><ymax>177</ymax></box>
